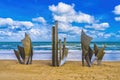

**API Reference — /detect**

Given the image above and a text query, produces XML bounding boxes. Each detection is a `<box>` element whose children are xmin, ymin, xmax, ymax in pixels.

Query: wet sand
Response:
<box><xmin>0</xmin><ymin>60</ymin><xmax>119</xmax><ymax>80</ymax></box>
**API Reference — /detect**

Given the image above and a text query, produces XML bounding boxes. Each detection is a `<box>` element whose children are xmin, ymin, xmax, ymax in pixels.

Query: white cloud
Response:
<box><xmin>113</xmin><ymin>5</ymin><xmax>120</xmax><ymax>21</ymax></box>
<box><xmin>49</xmin><ymin>2</ymin><xmax>75</xmax><ymax>15</ymax></box>
<box><xmin>32</xmin><ymin>17</ymin><xmax>46</xmax><ymax>24</ymax></box>
<box><xmin>75</xmin><ymin>12</ymin><xmax>94</xmax><ymax>23</ymax></box>
<box><xmin>98</xmin><ymin>32</ymin><xmax>114</xmax><ymax>39</ymax></box>
<box><xmin>58</xmin><ymin>22</ymin><xmax>82</xmax><ymax>35</ymax></box>
<box><xmin>48</xmin><ymin>2</ymin><xmax>113</xmax><ymax>41</ymax></box>
<box><xmin>0</xmin><ymin>17</ymin><xmax>50</xmax><ymax>41</ymax></box>
<box><xmin>58</xmin><ymin>34</ymin><xmax>67</xmax><ymax>39</ymax></box>
<box><xmin>19</xmin><ymin>21</ymin><xmax>33</xmax><ymax>28</ymax></box>
<box><xmin>98</xmin><ymin>32</ymin><xmax>104</xmax><ymax>37</ymax></box>
<box><xmin>58</xmin><ymin>22</ymin><xmax>71</xmax><ymax>32</ymax></box>
<box><xmin>115</xmin><ymin>17</ymin><xmax>120</xmax><ymax>21</ymax></box>
<box><xmin>29</xmin><ymin>28</ymin><xmax>40</xmax><ymax>35</ymax></box>
<box><xmin>0</xmin><ymin>18</ymin><xmax>13</xmax><ymax>26</ymax></box>
<box><xmin>49</xmin><ymin>2</ymin><xmax>94</xmax><ymax>24</ymax></box>
<box><xmin>53</xmin><ymin>12</ymin><xmax>94</xmax><ymax>24</ymax></box>
<box><xmin>49</xmin><ymin>2</ymin><xmax>110</xmax><ymax>40</ymax></box>
<box><xmin>85</xmin><ymin>30</ymin><xmax>115</xmax><ymax>40</ymax></box>
<box><xmin>103</xmin><ymin>34</ymin><xmax>112</xmax><ymax>38</ymax></box>
<box><xmin>58</xmin><ymin>33</ymin><xmax>79</xmax><ymax>41</ymax></box>
<box><xmin>0</xmin><ymin>31</ymin><xmax>12</xmax><ymax>36</ymax></box>
<box><xmin>49</xmin><ymin>2</ymin><xmax>97</xmax><ymax>37</ymax></box>
<box><xmin>113</xmin><ymin>5</ymin><xmax>120</xmax><ymax>15</ymax></box>
<box><xmin>29</xmin><ymin>28</ymin><xmax>49</xmax><ymax>37</ymax></box>
<box><xmin>0</xmin><ymin>30</ymin><xmax>25</xmax><ymax>41</ymax></box>
<box><xmin>28</xmin><ymin>27</ymin><xmax>51</xmax><ymax>41</ymax></box>
<box><xmin>85</xmin><ymin>22</ymin><xmax>109</xmax><ymax>30</ymax></box>
<box><xmin>70</xmin><ymin>26</ymin><xmax>82</xmax><ymax>34</ymax></box>
<box><xmin>0</xmin><ymin>17</ymin><xmax>34</xmax><ymax>29</ymax></box>
<box><xmin>0</xmin><ymin>2</ymin><xmax>113</xmax><ymax>41</ymax></box>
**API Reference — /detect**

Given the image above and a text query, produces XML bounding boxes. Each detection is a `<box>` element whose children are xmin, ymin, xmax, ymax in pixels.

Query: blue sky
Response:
<box><xmin>0</xmin><ymin>0</ymin><xmax>120</xmax><ymax>42</ymax></box>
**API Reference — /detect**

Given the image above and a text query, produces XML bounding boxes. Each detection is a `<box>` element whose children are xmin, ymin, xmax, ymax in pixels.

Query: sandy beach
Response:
<box><xmin>0</xmin><ymin>60</ymin><xmax>119</xmax><ymax>80</ymax></box>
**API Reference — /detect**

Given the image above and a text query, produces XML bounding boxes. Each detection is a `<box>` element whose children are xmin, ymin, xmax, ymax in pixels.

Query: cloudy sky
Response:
<box><xmin>0</xmin><ymin>0</ymin><xmax>120</xmax><ymax>42</ymax></box>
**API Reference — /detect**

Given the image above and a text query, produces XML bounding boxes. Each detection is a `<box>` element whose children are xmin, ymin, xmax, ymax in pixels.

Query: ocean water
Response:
<box><xmin>0</xmin><ymin>42</ymin><xmax>120</xmax><ymax>61</ymax></box>
<box><xmin>0</xmin><ymin>42</ymin><xmax>120</xmax><ymax>51</ymax></box>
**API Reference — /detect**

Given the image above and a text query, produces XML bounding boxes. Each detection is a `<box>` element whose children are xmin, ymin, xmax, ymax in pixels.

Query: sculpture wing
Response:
<box><xmin>97</xmin><ymin>45</ymin><xmax>106</xmax><ymax>60</ymax></box>
<box><xmin>81</xmin><ymin>30</ymin><xmax>92</xmax><ymax>54</ymax></box>
<box><xmin>94</xmin><ymin>44</ymin><xmax>99</xmax><ymax>56</ymax></box>
<box><xmin>22</xmin><ymin>33</ymin><xmax>31</xmax><ymax>56</ymax></box>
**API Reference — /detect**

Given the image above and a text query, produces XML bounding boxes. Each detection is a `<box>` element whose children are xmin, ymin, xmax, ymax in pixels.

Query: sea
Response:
<box><xmin>0</xmin><ymin>42</ymin><xmax>120</xmax><ymax>61</ymax></box>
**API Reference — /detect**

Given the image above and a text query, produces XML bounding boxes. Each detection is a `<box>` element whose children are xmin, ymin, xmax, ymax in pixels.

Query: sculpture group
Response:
<box><xmin>52</xmin><ymin>21</ymin><xmax>68</xmax><ymax>67</ymax></box>
<box><xmin>14</xmin><ymin>21</ymin><xmax>106</xmax><ymax>67</ymax></box>
<box><xmin>14</xmin><ymin>33</ymin><xmax>33</xmax><ymax>64</ymax></box>
<box><xmin>81</xmin><ymin>30</ymin><xmax>106</xmax><ymax>67</ymax></box>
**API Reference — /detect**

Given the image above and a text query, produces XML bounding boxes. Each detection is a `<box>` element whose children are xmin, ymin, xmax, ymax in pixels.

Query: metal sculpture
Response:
<box><xmin>81</xmin><ymin>30</ymin><xmax>93</xmax><ymax>67</ymax></box>
<box><xmin>14</xmin><ymin>33</ymin><xmax>33</xmax><ymax>64</ymax></box>
<box><xmin>52</xmin><ymin>21</ymin><xmax>68</xmax><ymax>67</ymax></box>
<box><xmin>92</xmin><ymin>44</ymin><xmax>106</xmax><ymax>65</ymax></box>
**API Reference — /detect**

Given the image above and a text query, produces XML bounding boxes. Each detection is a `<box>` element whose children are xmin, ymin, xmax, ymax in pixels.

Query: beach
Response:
<box><xmin>0</xmin><ymin>42</ymin><xmax>120</xmax><ymax>80</ymax></box>
<box><xmin>0</xmin><ymin>60</ymin><xmax>119</xmax><ymax>80</ymax></box>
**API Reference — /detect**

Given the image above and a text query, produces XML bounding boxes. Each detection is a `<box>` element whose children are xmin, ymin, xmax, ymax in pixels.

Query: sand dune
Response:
<box><xmin>0</xmin><ymin>60</ymin><xmax>119</xmax><ymax>80</ymax></box>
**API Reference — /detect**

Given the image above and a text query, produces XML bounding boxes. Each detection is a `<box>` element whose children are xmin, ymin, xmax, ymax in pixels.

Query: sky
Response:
<box><xmin>0</xmin><ymin>0</ymin><xmax>120</xmax><ymax>42</ymax></box>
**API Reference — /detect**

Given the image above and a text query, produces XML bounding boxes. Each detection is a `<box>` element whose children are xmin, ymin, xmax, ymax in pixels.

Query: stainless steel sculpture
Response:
<box><xmin>92</xmin><ymin>44</ymin><xmax>106</xmax><ymax>65</ymax></box>
<box><xmin>14</xmin><ymin>50</ymin><xmax>23</xmax><ymax>64</ymax></box>
<box><xmin>52</xmin><ymin>21</ymin><xmax>68</xmax><ymax>67</ymax></box>
<box><xmin>81</xmin><ymin>30</ymin><xmax>93</xmax><ymax>67</ymax></box>
<box><xmin>59</xmin><ymin>38</ymin><xmax>68</xmax><ymax>66</ymax></box>
<box><xmin>14</xmin><ymin>33</ymin><xmax>33</xmax><ymax>64</ymax></box>
<box><xmin>88</xmin><ymin>46</ymin><xmax>94</xmax><ymax>62</ymax></box>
